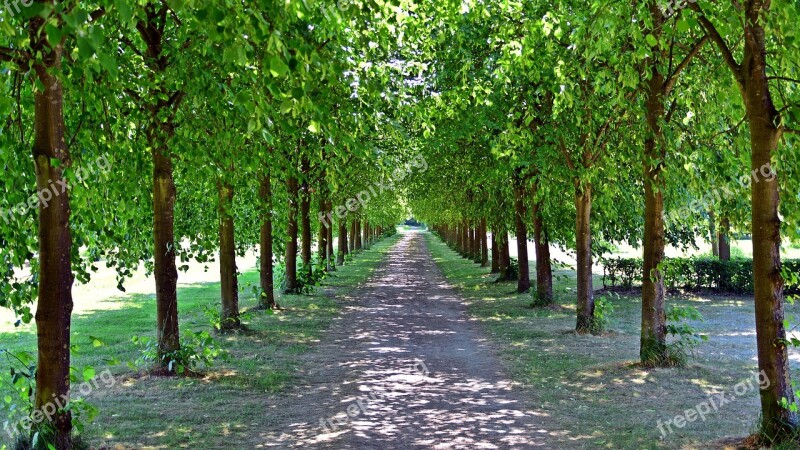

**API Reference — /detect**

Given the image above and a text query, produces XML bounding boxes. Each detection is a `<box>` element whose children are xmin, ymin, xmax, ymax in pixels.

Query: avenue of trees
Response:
<box><xmin>1</xmin><ymin>0</ymin><xmax>799</xmax><ymax>448</ymax></box>
<box><xmin>406</xmin><ymin>0</ymin><xmax>800</xmax><ymax>445</ymax></box>
<box><xmin>1</xmin><ymin>1</ymin><xmax>410</xmax><ymax>447</ymax></box>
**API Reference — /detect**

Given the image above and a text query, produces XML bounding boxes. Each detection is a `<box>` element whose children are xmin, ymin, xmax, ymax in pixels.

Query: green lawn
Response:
<box><xmin>424</xmin><ymin>232</ymin><xmax>800</xmax><ymax>450</ymax></box>
<box><xmin>1</xmin><ymin>234</ymin><xmax>400</xmax><ymax>450</ymax></box>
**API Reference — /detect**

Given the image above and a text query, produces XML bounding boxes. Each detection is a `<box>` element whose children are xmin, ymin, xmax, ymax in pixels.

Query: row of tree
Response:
<box><xmin>400</xmin><ymin>0</ymin><xmax>800</xmax><ymax>444</ymax></box>
<box><xmin>0</xmin><ymin>1</ymin><xmax>415</xmax><ymax>448</ymax></box>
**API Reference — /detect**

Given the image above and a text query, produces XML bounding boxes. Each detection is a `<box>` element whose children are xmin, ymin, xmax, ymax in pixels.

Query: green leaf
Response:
<box><xmin>269</xmin><ymin>56</ymin><xmax>289</xmax><ymax>78</ymax></box>
<box><xmin>82</xmin><ymin>367</ymin><xmax>96</xmax><ymax>381</ymax></box>
<box><xmin>90</xmin><ymin>336</ymin><xmax>104</xmax><ymax>348</ymax></box>
<box><xmin>45</xmin><ymin>24</ymin><xmax>63</xmax><ymax>45</ymax></box>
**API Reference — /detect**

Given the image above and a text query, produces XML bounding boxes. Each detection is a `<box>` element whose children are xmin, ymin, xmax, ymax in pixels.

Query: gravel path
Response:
<box><xmin>260</xmin><ymin>231</ymin><xmax>562</xmax><ymax>449</ymax></box>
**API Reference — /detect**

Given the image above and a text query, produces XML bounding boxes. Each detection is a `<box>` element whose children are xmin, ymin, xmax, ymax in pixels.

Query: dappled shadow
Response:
<box><xmin>257</xmin><ymin>232</ymin><xmax>571</xmax><ymax>449</ymax></box>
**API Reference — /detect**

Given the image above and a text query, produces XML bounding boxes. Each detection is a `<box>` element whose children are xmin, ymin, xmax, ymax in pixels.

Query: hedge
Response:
<box><xmin>602</xmin><ymin>257</ymin><xmax>800</xmax><ymax>295</ymax></box>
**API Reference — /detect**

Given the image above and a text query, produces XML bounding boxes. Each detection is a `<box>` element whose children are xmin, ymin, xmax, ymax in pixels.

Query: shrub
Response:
<box><xmin>664</xmin><ymin>305</ymin><xmax>708</xmax><ymax>366</ymax></box>
<box><xmin>1</xmin><ymin>350</ymin><xmax>96</xmax><ymax>450</ymax></box>
<box><xmin>131</xmin><ymin>330</ymin><xmax>228</xmax><ymax>375</ymax></box>
<box><xmin>602</xmin><ymin>256</ymin><xmax>799</xmax><ymax>294</ymax></box>
<box><xmin>590</xmin><ymin>294</ymin><xmax>616</xmax><ymax>334</ymax></box>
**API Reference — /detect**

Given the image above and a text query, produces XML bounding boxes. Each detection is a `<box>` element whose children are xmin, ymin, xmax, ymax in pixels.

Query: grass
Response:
<box><xmin>424</xmin><ymin>231</ymin><xmax>800</xmax><ymax>450</ymax></box>
<box><xmin>0</xmin><ymin>233</ymin><xmax>401</xmax><ymax>450</ymax></box>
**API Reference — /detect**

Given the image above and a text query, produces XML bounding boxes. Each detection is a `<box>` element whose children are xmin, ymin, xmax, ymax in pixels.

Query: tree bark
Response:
<box><xmin>355</xmin><ymin>219</ymin><xmax>363</xmax><ymax>250</ymax></box>
<box><xmin>532</xmin><ymin>192</ymin><xmax>553</xmax><ymax>304</ymax></box>
<box><xmin>300</xmin><ymin>158</ymin><xmax>312</xmax><ymax>282</ymax></box>
<box><xmin>31</xmin><ymin>27</ymin><xmax>74</xmax><ymax>448</ymax></box>
<box><xmin>480</xmin><ymin>219</ymin><xmax>489</xmax><ymax>267</ymax></box>
<box><xmin>349</xmin><ymin>219</ymin><xmax>356</xmax><ymax>253</ymax></box>
<box><xmin>259</xmin><ymin>171</ymin><xmax>276</xmax><ymax>309</ymax></box>
<box><xmin>717</xmin><ymin>217</ymin><xmax>731</xmax><ymax>261</ymax></box>
<box><xmin>318</xmin><ymin>196</ymin><xmax>328</xmax><ymax>266</ymax></box>
<box><xmin>337</xmin><ymin>218</ymin><xmax>348</xmax><ymax>266</ymax></box>
<box><xmin>151</xmin><ymin>126</ymin><xmax>180</xmax><ymax>366</ymax></box>
<box><xmin>514</xmin><ymin>182</ymin><xmax>531</xmax><ymax>293</ymax></box>
<box><xmin>283</xmin><ymin>176</ymin><xmax>299</xmax><ymax>293</ymax></box>
<box><xmin>497</xmin><ymin>231</ymin><xmax>513</xmax><ymax>281</ymax></box>
<box><xmin>640</xmin><ymin>18</ymin><xmax>668</xmax><ymax>362</ymax></box>
<box><xmin>461</xmin><ymin>222</ymin><xmax>468</xmax><ymax>257</ymax></box>
<box><xmin>137</xmin><ymin>5</ymin><xmax>182</xmax><ymax>372</ymax></box>
<box><xmin>739</xmin><ymin>6</ymin><xmax>797</xmax><ymax>434</ymax></box>
<box><xmin>218</xmin><ymin>181</ymin><xmax>240</xmax><ymax>330</ymax></box>
<box><xmin>575</xmin><ymin>182</ymin><xmax>594</xmax><ymax>332</ymax></box>
<box><xmin>326</xmin><ymin>201</ymin><xmax>335</xmax><ymax>271</ymax></box>
<box><xmin>471</xmin><ymin>227</ymin><xmax>478</xmax><ymax>261</ymax></box>
<box><xmin>491</xmin><ymin>231</ymin><xmax>500</xmax><ymax>273</ymax></box>
<box><xmin>710</xmin><ymin>210</ymin><xmax>719</xmax><ymax>257</ymax></box>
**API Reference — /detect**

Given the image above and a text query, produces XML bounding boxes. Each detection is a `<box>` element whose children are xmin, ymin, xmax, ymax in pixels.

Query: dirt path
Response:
<box><xmin>260</xmin><ymin>231</ymin><xmax>562</xmax><ymax>449</ymax></box>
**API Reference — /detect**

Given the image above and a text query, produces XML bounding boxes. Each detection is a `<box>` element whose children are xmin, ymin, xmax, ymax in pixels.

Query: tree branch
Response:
<box><xmin>689</xmin><ymin>3</ymin><xmax>742</xmax><ymax>81</ymax></box>
<box><xmin>123</xmin><ymin>88</ymin><xmax>142</xmax><ymax>102</ymax></box>
<box><xmin>557</xmin><ymin>136</ymin><xmax>576</xmax><ymax>171</ymax></box>
<box><xmin>665</xmin><ymin>98</ymin><xmax>678</xmax><ymax>123</ymax></box>
<box><xmin>0</xmin><ymin>46</ymin><xmax>28</xmax><ymax>65</ymax></box>
<box><xmin>90</xmin><ymin>7</ymin><xmax>106</xmax><ymax>22</ymax></box>
<box><xmin>708</xmin><ymin>115</ymin><xmax>747</xmax><ymax>140</ymax></box>
<box><xmin>119</xmin><ymin>36</ymin><xmax>145</xmax><ymax>59</ymax></box>
<box><xmin>316</xmin><ymin>38</ymin><xmax>332</xmax><ymax>52</ymax></box>
<box><xmin>664</xmin><ymin>35</ymin><xmax>709</xmax><ymax>96</ymax></box>
<box><xmin>768</xmin><ymin>76</ymin><xmax>800</xmax><ymax>84</ymax></box>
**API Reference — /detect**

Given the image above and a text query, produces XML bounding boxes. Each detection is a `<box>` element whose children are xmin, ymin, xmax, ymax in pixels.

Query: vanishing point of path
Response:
<box><xmin>261</xmin><ymin>231</ymin><xmax>566</xmax><ymax>449</ymax></box>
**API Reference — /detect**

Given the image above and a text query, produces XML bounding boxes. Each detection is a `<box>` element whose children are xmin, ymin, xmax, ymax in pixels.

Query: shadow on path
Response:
<box><xmin>261</xmin><ymin>231</ymin><xmax>570</xmax><ymax>449</ymax></box>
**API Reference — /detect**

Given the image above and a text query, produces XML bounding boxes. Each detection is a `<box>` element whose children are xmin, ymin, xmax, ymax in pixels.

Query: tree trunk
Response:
<box><xmin>717</xmin><ymin>217</ymin><xmax>731</xmax><ymax>261</ymax></box>
<box><xmin>300</xmin><ymin>159</ymin><xmax>312</xmax><ymax>282</ymax></box>
<box><xmin>283</xmin><ymin>176</ymin><xmax>299</xmax><ymax>293</ymax></box>
<box><xmin>259</xmin><ymin>171</ymin><xmax>276</xmax><ymax>309</ymax></box>
<box><xmin>355</xmin><ymin>219</ymin><xmax>363</xmax><ymax>250</ymax></box>
<box><xmin>466</xmin><ymin>222</ymin><xmax>475</xmax><ymax>261</ymax></box>
<box><xmin>710</xmin><ymin>211</ymin><xmax>719</xmax><ymax>257</ymax></box>
<box><xmin>318</xmin><ymin>196</ymin><xmax>328</xmax><ymax>266</ymax></box>
<box><xmin>349</xmin><ymin>219</ymin><xmax>356</xmax><ymax>253</ymax></box>
<box><xmin>327</xmin><ymin>201</ymin><xmax>336</xmax><ymax>271</ymax></box>
<box><xmin>514</xmin><ymin>183</ymin><xmax>531</xmax><ymax>293</ymax></box>
<box><xmin>575</xmin><ymin>182</ymin><xmax>594</xmax><ymax>332</ymax></box>
<box><xmin>480</xmin><ymin>219</ymin><xmax>489</xmax><ymax>267</ymax></box>
<box><xmin>151</xmin><ymin>127</ymin><xmax>180</xmax><ymax>369</ymax></box>
<box><xmin>31</xmin><ymin>32</ymin><xmax>74</xmax><ymax>448</ymax></box>
<box><xmin>461</xmin><ymin>222</ymin><xmax>468</xmax><ymax>257</ymax></box>
<box><xmin>471</xmin><ymin>227</ymin><xmax>478</xmax><ymax>261</ymax></box>
<box><xmin>218</xmin><ymin>181</ymin><xmax>240</xmax><ymax>330</ymax></box>
<box><xmin>740</xmin><ymin>10</ymin><xmax>797</xmax><ymax>435</ymax></box>
<box><xmin>532</xmin><ymin>193</ymin><xmax>553</xmax><ymax>304</ymax></box>
<box><xmin>640</xmin><ymin>31</ymin><xmax>668</xmax><ymax>363</ymax></box>
<box><xmin>498</xmin><ymin>231</ymin><xmax>512</xmax><ymax>281</ymax></box>
<box><xmin>337</xmin><ymin>218</ymin><xmax>348</xmax><ymax>266</ymax></box>
<box><xmin>491</xmin><ymin>231</ymin><xmax>500</xmax><ymax>273</ymax></box>
<box><xmin>137</xmin><ymin>8</ymin><xmax>183</xmax><ymax>373</ymax></box>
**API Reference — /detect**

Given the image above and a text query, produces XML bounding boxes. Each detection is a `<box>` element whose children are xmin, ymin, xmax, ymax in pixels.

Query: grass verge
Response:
<box><xmin>424</xmin><ymin>231</ymin><xmax>800</xmax><ymax>450</ymax></box>
<box><xmin>0</xmin><ymin>233</ymin><xmax>401</xmax><ymax>449</ymax></box>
